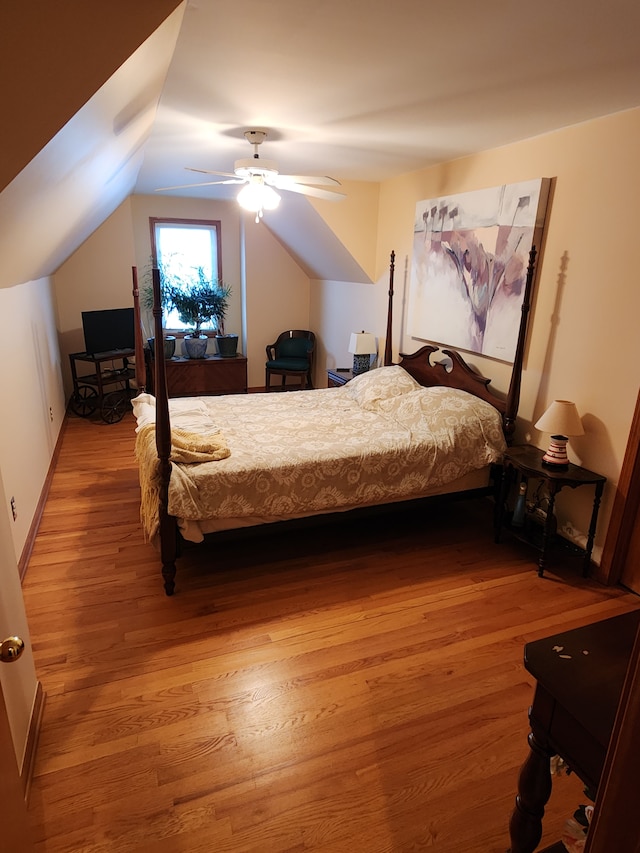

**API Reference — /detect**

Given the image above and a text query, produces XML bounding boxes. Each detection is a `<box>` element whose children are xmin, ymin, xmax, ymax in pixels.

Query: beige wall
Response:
<box><xmin>55</xmin><ymin>199</ymin><xmax>137</xmax><ymax>395</ymax></box>
<box><xmin>0</xmin><ymin>279</ymin><xmax>66</xmax><ymax>558</ymax></box>
<box><xmin>313</xmin><ymin>107</ymin><xmax>640</xmax><ymax>559</ymax></box>
<box><xmin>0</xmin><ymin>276</ymin><xmax>64</xmax><ymax>766</ymax></box>
<box><xmin>244</xmin><ymin>218</ymin><xmax>312</xmax><ymax>388</ymax></box>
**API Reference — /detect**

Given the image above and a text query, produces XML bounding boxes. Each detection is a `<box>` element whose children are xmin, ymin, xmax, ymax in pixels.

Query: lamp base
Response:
<box><xmin>542</xmin><ymin>435</ymin><xmax>569</xmax><ymax>467</ymax></box>
<box><xmin>352</xmin><ymin>354</ymin><xmax>370</xmax><ymax>375</ymax></box>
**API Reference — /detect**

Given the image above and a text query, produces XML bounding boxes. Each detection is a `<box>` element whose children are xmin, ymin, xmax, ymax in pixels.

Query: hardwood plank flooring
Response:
<box><xmin>22</xmin><ymin>411</ymin><xmax>639</xmax><ymax>852</ymax></box>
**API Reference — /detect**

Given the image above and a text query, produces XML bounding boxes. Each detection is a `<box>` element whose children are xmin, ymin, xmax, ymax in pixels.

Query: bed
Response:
<box><xmin>131</xmin><ymin>249</ymin><xmax>537</xmax><ymax>594</ymax></box>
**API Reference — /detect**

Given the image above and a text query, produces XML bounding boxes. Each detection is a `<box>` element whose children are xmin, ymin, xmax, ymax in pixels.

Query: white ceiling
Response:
<box><xmin>135</xmin><ymin>0</ymin><xmax>640</xmax><ymax>200</ymax></box>
<box><xmin>3</xmin><ymin>0</ymin><xmax>640</xmax><ymax>291</ymax></box>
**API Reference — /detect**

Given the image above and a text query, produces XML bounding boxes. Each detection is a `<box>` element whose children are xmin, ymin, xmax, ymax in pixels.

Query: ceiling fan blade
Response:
<box><xmin>185</xmin><ymin>166</ymin><xmax>240</xmax><ymax>179</ymax></box>
<box><xmin>276</xmin><ymin>174</ymin><xmax>342</xmax><ymax>187</ymax></box>
<box><xmin>276</xmin><ymin>182</ymin><xmax>346</xmax><ymax>201</ymax></box>
<box><xmin>155</xmin><ymin>179</ymin><xmax>244</xmax><ymax>191</ymax></box>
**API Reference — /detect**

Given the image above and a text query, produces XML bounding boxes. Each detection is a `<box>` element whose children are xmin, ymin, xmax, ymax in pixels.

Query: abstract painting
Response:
<box><xmin>408</xmin><ymin>178</ymin><xmax>550</xmax><ymax>362</ymax></box>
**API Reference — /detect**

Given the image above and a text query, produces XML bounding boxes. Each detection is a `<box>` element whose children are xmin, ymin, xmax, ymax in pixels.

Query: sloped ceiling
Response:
<box><xmin>2</xmin><ymin>0</ymin><xmax>640</xmax><ymax>289</ymax></box>
<box><xmin>264</xmin><ymin>193</ymin><xmax>372</xmax><ymax>283</ymax></box>
<box><xmin>136</xmin><ymin>0</ymin><xmax>640</xmax><ymax>186</ymax></box>
<box><xmin>0</xmin><ymin>5</ymin><xmax>185</xmax><ymax>290</ymax></box>
<box><xmin>0</xmin><ymin>1</ymin><xmax>183</xmax><ymax>194</ymax></box>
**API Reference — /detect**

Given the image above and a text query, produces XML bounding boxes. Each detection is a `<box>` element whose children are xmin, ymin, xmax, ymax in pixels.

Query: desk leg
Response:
<box><xmin>583</xmin><ymin>481</ymin><xmax>604</xmax><ymax>578</ymax></box>
<box><xmin>538</xmin><ymin>487</ymin><xmax>558</xmax><ymax>578</ymax></box>
<box><xmin>495</xmin><ymin>463</ymin><xmax>511</xmax><ymax>542</ymax></box>
<box><xmin>509</xmin><ymin>729</ymin><xmax>554</xmax><ymax>853</ymax></box>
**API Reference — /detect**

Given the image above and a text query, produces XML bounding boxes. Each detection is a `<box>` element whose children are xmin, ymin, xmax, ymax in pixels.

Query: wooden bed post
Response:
<box><xmin>384</xmin><ymin>250</ymin><xmax>395</xmax><ymax>366</ymax></box>
<box><xmin>152</xmin><ymin>267</ymin><xmax>177</xmax><ymax>595</ymax></box>
<box><xmin>131</xmin><ymin>267</ymin><xmax>146</xmax><ymax>393</ymax></box>
<box><xmin>504</xmin><ymin>245</ymin><xmax>537</xmax><ymax>439</ymax></box>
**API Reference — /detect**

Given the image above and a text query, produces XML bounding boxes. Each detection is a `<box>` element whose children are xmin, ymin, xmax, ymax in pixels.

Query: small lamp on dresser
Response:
<box><xmin>535</xmin><ymin>399</ymin><xmax>584</xmax><ymax>467</ymax></box>
<box><xmin>348</xmin><ymin>331</ymin><xmax>377</xmax><ymax>375</ymax></box>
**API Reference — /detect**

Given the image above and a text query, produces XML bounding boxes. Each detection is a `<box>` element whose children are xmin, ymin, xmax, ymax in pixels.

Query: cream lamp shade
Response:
<box><xmin>534</xmin><ymin>400</ymin><xmax>584</xmax><ymax>466</ymax></box>
<box><xmin>348</xmin><ymin>331</ymin><xmax>377</xmax><ymax>375</ymax></box>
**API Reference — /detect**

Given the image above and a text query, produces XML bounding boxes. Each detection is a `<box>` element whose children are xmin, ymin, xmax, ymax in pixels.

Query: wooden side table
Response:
<box><xmin>494</xmin><ymin>445</ymin><xmax>606</xmax><ymax>577</ymax></box>
<box><xmin>327</xmin><ymin>368</ymin><xmax>354</xmax><ymax>387</ymax></box>
<box><xmin>509</xmin><ymin>609</ymin><xmax>640</xmax><ymax>853</ymax></box>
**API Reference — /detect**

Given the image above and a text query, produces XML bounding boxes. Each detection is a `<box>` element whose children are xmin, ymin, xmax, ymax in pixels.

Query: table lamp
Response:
<box><xmin>534</xmin><ymin>400</ymin><xmax>584</xmax><ymax>467</ymax></box>
<box><xmin>348</xmin><ymin>331</ymin><xmax>377</xmax><ymax>375</ymax></box>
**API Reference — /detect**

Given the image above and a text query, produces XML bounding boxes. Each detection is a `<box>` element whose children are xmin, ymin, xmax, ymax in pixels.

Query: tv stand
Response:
<box><xmin>69</xmin><ymin>349</ymin><xmax>136</xmax><ymax>423</ymax></box>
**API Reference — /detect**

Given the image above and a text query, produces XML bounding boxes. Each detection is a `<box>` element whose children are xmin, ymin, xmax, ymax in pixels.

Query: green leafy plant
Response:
<box><xmin>140</xmin><ymin>257</ymin><xmax>173</xmax><ymax>314</ymax></box>
<box><xmin>166</xmin><ymin>266</ymin><xmax>231</xmax><ymax>338</ymax></box>
<box><xmin>141</xmin><ymin>259</ymin><xmax>231</xmax><ymax>337</ymax></box>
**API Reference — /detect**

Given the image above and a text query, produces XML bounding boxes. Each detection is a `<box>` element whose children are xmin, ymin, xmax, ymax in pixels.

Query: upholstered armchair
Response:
<box><xmin>265</xmin><ymin>330</ymin><xmax>316</xmax><ymax>391</ymax></box>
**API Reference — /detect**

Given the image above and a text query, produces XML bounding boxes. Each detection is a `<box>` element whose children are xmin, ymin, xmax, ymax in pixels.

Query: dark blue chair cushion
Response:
<box><xmin>266</xmin><ymin>357</ymin><xmax>310</xmax><ymax>371</ymax></box>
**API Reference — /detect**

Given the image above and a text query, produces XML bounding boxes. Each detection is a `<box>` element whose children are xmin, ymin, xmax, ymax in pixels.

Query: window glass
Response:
<box><xmin>150</xmin><ymin>218</ymin><xmax>222</xmax><ymax>332</ymax></box>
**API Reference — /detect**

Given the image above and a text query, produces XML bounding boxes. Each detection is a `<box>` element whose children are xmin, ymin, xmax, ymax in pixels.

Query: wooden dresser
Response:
<box><xmin>146</xmin><ymin>353</ymin><xmax>247</xmax><ymax>397</ymax></box>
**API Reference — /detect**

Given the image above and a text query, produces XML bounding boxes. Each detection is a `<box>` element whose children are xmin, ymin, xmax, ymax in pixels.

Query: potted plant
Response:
<box><xmin>165</xmin><ymin>266</ymin><xmax>232</xmax><ymax>359</ymax></box>
<box><xmin>140</xmin><ymin>258</ymin><xmax>176</xmax><ymax>359</ymax></box>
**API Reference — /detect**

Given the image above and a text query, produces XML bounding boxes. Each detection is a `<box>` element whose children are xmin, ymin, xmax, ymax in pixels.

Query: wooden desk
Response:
<box><xmin>146</xmin><ymin>353</ymin><xmax>247</xmax><ymax>397</ymax></box>
<box><xmin>509</xmin><ymin>609</ymin><xmax>640</xmax><ymax>853</ymax></box>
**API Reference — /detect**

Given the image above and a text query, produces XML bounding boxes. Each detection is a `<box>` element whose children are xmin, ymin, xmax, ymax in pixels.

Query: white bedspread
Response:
<box><xmin>133</xmin><ymin>365</ymin><xmax>506</xmax><ymax>543</ymax></box>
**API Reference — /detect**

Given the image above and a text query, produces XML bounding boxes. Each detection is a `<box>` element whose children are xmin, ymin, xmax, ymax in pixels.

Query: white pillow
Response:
<box><xmin>344</xmin><ymin>365</ymin><xmax>421</xmax><ymax>408</ymax></box>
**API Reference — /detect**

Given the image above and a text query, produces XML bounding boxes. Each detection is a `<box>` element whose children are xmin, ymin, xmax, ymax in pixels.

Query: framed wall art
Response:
<box><xmin>408</xmin><ymin>178</ymin><xmax>551</xmax><ymax>362</ymax></box>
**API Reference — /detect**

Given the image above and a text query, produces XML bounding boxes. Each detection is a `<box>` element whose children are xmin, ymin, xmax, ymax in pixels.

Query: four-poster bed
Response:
<box><xmin>132</xmin><ymin>248</ymin><xmax>538</xmax><ymax>595</ymax></box>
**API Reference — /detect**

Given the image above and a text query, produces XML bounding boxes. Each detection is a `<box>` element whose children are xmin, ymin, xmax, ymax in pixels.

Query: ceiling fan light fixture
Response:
<box><xmin>234</xmin><ymin>158</ymin><xmax>278</xmax><ymax>178</ymax></box>
<box><xmin>237</xmin><ymin>177</ymin><xmax>281</xmax><ymax>222</ymax></box>
<box><xmin>158</xmin><ymin>129</ymin><xmax>345</xmax><ymax>206</ymax></box>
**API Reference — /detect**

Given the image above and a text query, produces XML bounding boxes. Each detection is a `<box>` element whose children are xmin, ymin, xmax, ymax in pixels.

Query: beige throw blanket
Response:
<box><xmin>135</xmin><ymin>423</ymin><xmax>230</xmax><ymax>542</ymax></box>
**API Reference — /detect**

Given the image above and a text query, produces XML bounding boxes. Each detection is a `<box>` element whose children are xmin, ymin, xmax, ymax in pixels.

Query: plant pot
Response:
<box><xmin>215</xmin><ymin>334</ymin><xmax>238</xmax><ymax>358</ymax></box>
<box><xmin>147</xmin><ymin>336</ymin><xmax>176</xmax><ymax>359</ymax></box>
<box><xmin>183</xmin><ymin>334</ymin><xmax>208</xmax><ymax>359</ymax></box>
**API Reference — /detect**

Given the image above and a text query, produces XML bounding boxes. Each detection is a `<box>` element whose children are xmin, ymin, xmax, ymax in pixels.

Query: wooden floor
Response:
<box><xmin>22</xmin><ymin>411</ymin><xmax>639</xmax><ymax>853</ymax></box>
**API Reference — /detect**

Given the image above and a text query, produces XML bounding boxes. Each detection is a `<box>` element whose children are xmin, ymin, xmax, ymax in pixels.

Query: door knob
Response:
<box><xmin>0</xmin><ymin>636</ymin><xmax>25</xmax><ymax>663</ymax></box>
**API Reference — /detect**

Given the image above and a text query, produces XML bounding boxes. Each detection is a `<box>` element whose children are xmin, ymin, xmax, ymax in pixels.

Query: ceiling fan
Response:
<box><xmin>156</xmin><ymin>130</ymin><xmax>345</xmax><ymax>221</ymax></box>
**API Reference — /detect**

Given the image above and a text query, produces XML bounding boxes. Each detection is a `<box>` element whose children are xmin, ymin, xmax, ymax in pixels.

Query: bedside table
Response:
<box><xmin>494</xmin><ymin>444</ymin><xmax>606</xmax><ymax>577</ymax></box>
<box><xmin>327</xmin><ymin>368</ymin><xmax>354</xmax><ymax>387</ymax></box>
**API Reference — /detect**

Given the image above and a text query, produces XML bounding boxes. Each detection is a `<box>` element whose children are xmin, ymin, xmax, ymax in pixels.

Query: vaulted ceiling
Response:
<box><xmin>135</xmin><ymin>0</ymin><xmax>640</xmax><ymax>196</ymax></box>
<box><xmin>2</xmin><ymin>0</ymin><xmax>640</xmax><ymax>289</ymax></box>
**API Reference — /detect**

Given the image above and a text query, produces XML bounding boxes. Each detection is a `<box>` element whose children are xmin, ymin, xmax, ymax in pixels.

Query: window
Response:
<box><xmin>150</xmin><ymin>217</ymin><xmax>223</xmax><ymax>332</ymax></box>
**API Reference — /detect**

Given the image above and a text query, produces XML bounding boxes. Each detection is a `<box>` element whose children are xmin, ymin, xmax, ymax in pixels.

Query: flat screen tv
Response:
<box><xmin>81</xmin><ymin>308</ymin><xmax>135</xmax><ymax>355</ymax></box>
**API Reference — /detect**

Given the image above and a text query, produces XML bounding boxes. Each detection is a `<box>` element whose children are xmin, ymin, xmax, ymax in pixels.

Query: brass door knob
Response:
<box><xmin>0</xmin><ymin>636</ymin><xmax>25</xmax><ymax>663</ymax></box>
